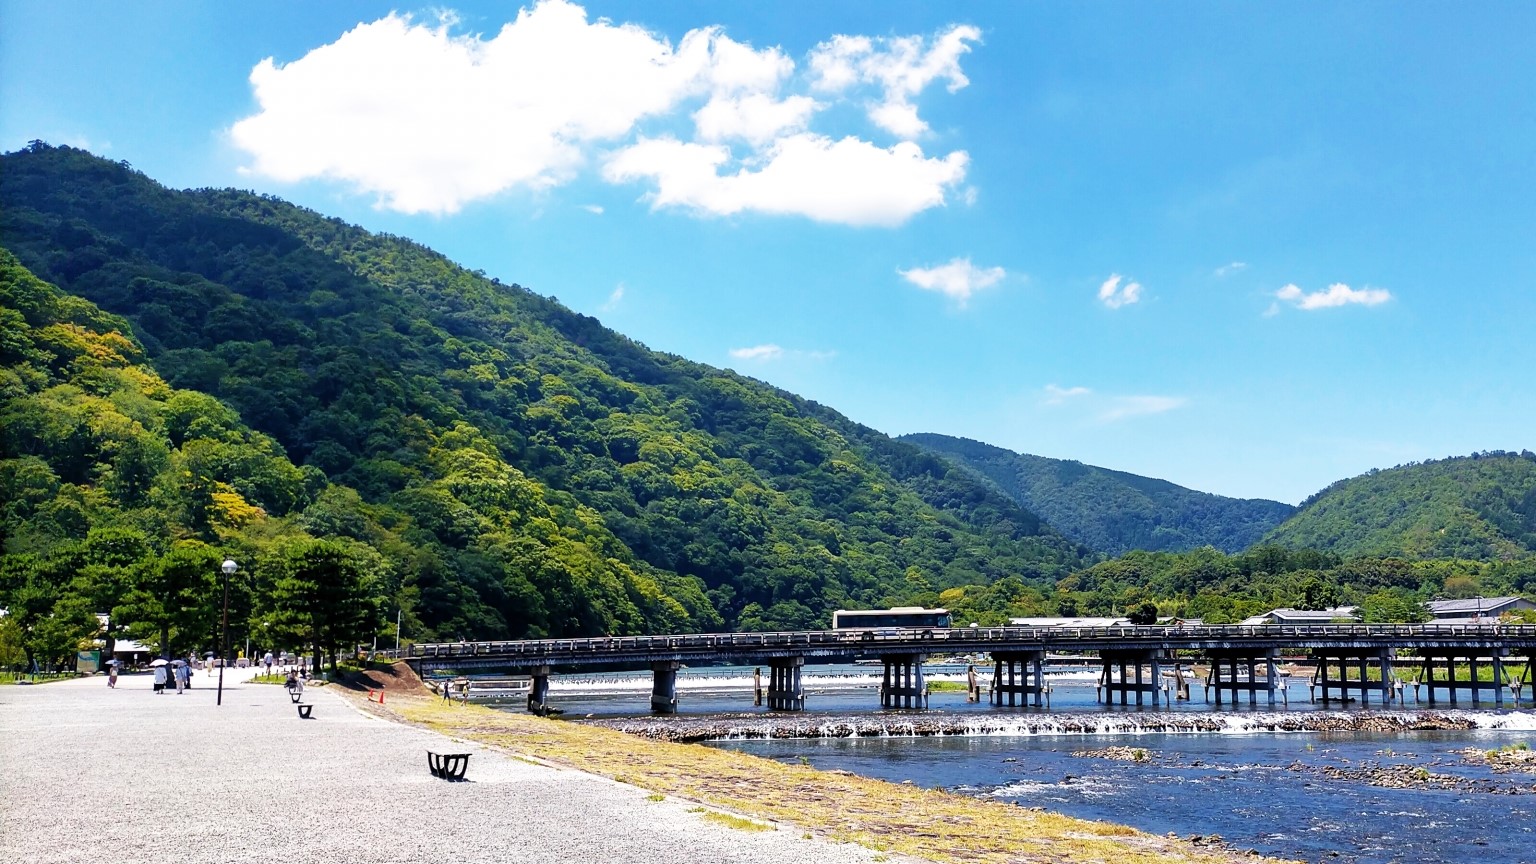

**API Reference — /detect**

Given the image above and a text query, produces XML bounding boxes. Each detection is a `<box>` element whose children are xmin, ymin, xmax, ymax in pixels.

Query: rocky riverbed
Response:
<box><xmin>591</xmin><ymin>708</ymin><xmax>1493</xmax><ymax>743</ymax></box>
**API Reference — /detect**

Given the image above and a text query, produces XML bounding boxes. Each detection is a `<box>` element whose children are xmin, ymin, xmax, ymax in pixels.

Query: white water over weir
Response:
<box><xmin>402</xmin><ymin>623</ymin><xmax>1536</xmax><ymax>715</ymax></box>
<box><xmin>597</xmin><ymin>709</ymin><xmax>1536</xmax><ymax>743</ymax></box>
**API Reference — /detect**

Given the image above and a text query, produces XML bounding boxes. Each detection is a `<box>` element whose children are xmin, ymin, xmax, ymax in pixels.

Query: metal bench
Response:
<box><xmin>427</xmin><ymin>750</ymin><xmax>470</xmax><ymax>781</ymax></box>
<box><xmin>296</xmin><ymin>703</ymin><xmax>313</xmax><ymax>719</ymax></box>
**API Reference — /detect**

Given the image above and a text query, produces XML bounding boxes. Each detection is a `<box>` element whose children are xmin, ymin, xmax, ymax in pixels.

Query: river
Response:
<box><xmin>489</xmin><ymin>664</ymin><xmax>1536</xmax><ymax>863</ymax></box>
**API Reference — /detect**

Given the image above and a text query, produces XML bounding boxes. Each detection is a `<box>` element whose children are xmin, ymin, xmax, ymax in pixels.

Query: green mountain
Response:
<box><xmin>0</xmin><ymin>143</ymin><xmax>1088</xmax><ymax>645</ymax></box>
<box><xmin>900</xmin><ymin>433</ymin><xmax>1295</xmax><ymax>556</ymax></box>
<box><xmin>1262</xmin><ymin>452</ymin><xmax>1536</xmax><ymax>560</ymax></box>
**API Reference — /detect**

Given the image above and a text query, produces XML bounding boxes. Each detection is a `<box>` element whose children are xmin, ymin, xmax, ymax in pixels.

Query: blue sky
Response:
<box><xmin>4</xmin><ymin>1</ymin><xmax>1534</xmax><ymax>505</ymax></box>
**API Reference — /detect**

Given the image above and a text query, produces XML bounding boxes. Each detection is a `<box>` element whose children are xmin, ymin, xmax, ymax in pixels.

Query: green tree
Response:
<box><xmin>263</xmin><ymin>538</ymin><xmax>383</xmax><ymax>671</ymax></box>
<box><xmin>117</xmin><ymin>541</ymin><xmax>220</xmax><ymax>659</ymax></box>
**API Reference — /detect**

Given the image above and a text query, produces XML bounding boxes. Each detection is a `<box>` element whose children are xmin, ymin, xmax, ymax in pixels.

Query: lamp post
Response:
<box><xmin>217</xmin><ymin>559</ymin><xmax>236</xmax><ymax>706</ymax></box>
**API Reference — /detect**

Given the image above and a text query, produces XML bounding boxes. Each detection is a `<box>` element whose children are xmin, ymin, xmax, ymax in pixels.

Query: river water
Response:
<box><xmin>488</xmin><ymin>664</ymin><xmax>1536</xmax><ymax>863</ymax></box>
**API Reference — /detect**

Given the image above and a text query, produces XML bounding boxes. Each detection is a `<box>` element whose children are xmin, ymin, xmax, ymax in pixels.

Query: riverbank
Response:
<box><xmin>342</xmin><ymin>669</ymin><xmax>1288</xmax><ymax>864</ymax></box>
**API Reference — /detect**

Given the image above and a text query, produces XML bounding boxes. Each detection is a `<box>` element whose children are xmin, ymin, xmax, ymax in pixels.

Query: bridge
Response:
<box><xmin>401</xmin><ymin>623</ymin><xmax>1536</xmax><ymax>714</ymax></box>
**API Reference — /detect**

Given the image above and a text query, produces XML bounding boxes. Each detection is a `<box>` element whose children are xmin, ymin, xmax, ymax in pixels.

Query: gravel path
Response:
<box><xmin>0</xmin><ymin>670</ymin><xmax>905</xmax><ymax>864</ymax></box>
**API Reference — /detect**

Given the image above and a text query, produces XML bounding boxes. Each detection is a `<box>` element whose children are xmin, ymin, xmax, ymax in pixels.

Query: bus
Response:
<box><xmin>831</xmin><ymin>607</ymin><xmax>952</xmax><ymax>631</ymax></box>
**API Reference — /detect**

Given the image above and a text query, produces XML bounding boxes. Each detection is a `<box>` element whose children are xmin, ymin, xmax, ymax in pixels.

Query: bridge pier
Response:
<box><xmin>766</xmin><ymin>657</ymin><xmax>805</xmax><ymax>711</ymax></box>
<box><xmin>1098</xmin><ymin>650</ymin><xmax>1161</xmax><ymax>707</ymax></box>
<box><xmin>1311</xmin><ymin>650</ymin><xmax>1394</xmax><ymax>706</ymax></box>
<box><xmin>880</xmin><ymin>653</ymin><xmax>928</xmax><ymax>709</ymax></box>
<box><xmin>1417</xmin><ymin>649</ymin><xmax>1508</xmax><ymax>706</ymax></box>
<box><xmin>650</xmin><ymin>661</ymin><xmax>680</xmax><ymax>714</ymax></box>
<box><xmin>527</xmin><ymin>664</ymin><xmax>551</xmax><ymax>714</ymax></box>
<box><xmin>1205</xmin><ymin>649</ymin><xmax>1280</xmax><ymax>706</ymax></box>
<box><xmin>991</xmin><ymin>650</ymin><xmax>1046</xmax><ymax>707</ymax></box>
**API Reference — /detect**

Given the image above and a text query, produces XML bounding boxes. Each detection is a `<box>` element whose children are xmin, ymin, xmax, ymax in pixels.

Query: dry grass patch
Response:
<box><xmin>363</xmin><ymin>693</ymin><xmax>1291</xmax><ymax>864</ymax></box>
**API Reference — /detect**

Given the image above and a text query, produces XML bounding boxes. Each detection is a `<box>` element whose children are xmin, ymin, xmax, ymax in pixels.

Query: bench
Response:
<box><xmin>289</xmin><ymin>691</ymin><xmax>302</xmax><ymax>704</ymax></box>
<box><xmin>427</xmin><ymin>750</ymin><xmax>470</xmax><ymax>781</ymax></box>
<box><xmin>296</xmin><ymin>703</ymin><xmax>314</xmax><ymax>719</ymax></box>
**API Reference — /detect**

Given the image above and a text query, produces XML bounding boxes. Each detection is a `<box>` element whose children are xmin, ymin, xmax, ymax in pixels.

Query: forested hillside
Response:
<box><xmin>1262</xmin><ymin>452</ymin><xmax>1536</xmax><ymax>560</ymax></box>
<box><xmin>902</xmin><ymin>433</ymin><xmax>1294</xmax><ymax>555</ymax></box>
<box><xmin>0</xmin><ymin>143</ymin><xmax>1088</xmax><ymax>661</ymax></box>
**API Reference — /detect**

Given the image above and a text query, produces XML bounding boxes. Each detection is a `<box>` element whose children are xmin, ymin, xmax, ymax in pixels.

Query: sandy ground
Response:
<box><xmin>0</xmin><ymin>668</ymin><xmax>906</xmax><ymax>864</ymax></box>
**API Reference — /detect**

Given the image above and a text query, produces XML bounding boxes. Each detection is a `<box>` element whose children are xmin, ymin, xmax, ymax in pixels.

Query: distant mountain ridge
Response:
<box><xmin>901</xmin><ymin>433</ymin><xmax>1295</xmax><ymax>556</ymax></box>
<box><xmin>1262</xmin><ymin>452</ymin><xmax>1536</xmax><ymax>560</ymax></box>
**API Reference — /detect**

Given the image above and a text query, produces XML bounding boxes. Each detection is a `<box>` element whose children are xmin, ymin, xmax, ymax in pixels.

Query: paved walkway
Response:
<box><xmin>0</xmin><ymin>669</ymin><xmax>897</xmax><ymax>864</ymax></box>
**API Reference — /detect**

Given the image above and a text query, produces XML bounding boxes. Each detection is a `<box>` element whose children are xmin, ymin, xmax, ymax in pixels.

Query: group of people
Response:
<box><xmin>151</xmin><ymin>661</ymin><xmax>193</xmax><ymax>694</ymax></box>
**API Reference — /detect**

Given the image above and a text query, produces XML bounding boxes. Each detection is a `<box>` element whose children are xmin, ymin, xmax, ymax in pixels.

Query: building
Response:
<box><xmin>1238</xmin><ymin>607</ymin><xmax>1358</xmax><ymax>626</ymax></box>
<box><xmin>1423</xmin><ymin>596</ymin><xmax>1536</xmax><ymax>624</ymax></box>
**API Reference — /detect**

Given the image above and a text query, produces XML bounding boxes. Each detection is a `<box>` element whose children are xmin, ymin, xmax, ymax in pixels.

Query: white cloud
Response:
<box><xmin>600</xmin><ymin>282</ymin><xmax>625</xmax><ymax>311</ymax></box>
<box><xmin>1042</xmin><ymin>384</ymin><xmax>1092</xmax><ymax>405</ymax></box>
<box><xmin>581</xmin><ymin>204</ymin><xmax>604</xmax><ymax>214</ymax></box>
<box><xmin>898</xmin><ymin>257</ymin><xmax>1006</xmax><ymax>307</ymax></box>
<box><xmin>606</xmin><ymin>134</ymin><xmax>966</xmax><ymax>226</ymax></box>
<box><xmin>1101</xmin><ymin>395</ymin><xmax>1187</xmax><ymax>422</ymax></box>
<box><xmin>729</xmin><ymin>344</ymin><xmax>785</xmax><ymax>361</ymax></box>
<box><xmin>1097</xmin><ymin>273</ymin><xmax>1143</xmax><ymax>309</ymax></box>
<box><xmin>230</xmin><ymin>1</ymin><xmax>978</xmax><ymax>225</ymax></box>
<box><xmin>808</xmin><ymin>26</ymin><xmax>981</xmax><ymax>137</ymax></box>
<box><xmin>1214</xmin><ymin>261</ymin><xmax>1247</xmax><ymax>277</ymax></box>
<box><xmin>728</xmin><ymin>344</ymin><xmax>834</xmax><ymax>363</ymax></box>
<box><xmin>1274</xmin><ymin>282</ymin><xmax>1392</xmax><ymax>311</ymax></box>
<box><xmin>693</xmin><ymin>93</ymin><xmax>818</xmax><ymax>145</ymax></box>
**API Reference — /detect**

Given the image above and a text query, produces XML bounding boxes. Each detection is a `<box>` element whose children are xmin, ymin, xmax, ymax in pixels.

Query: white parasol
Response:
<box><xmin>149</xmin><ymin>658</ymin><xmax>168</xmax><ymax>667</ymax></box>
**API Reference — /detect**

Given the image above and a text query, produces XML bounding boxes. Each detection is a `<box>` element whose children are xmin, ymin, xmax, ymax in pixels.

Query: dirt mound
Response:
<box><xmin>340</xmin><ymin>661</ymin><xmax>431</xmax><ymax>696</ymax></box>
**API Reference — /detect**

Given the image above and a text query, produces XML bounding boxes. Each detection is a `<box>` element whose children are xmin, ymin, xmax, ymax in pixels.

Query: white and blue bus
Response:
<box><xmin>831</xmin><ymin>607</ymin><xmax>952</xmax><ymax>631</ymax></box>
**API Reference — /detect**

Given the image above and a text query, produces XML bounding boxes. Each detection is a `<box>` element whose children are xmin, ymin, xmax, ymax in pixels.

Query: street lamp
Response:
<box><xmin>217</xmin><ymin>559</ymin><xmax>236</xmax><ymax>706</ymax></box>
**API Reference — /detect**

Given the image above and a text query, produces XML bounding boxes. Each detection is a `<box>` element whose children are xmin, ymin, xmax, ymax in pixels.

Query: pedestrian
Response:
<box><xmin>263</xmin><ymin>650</ymin><xmax>274</xmax><ymax>677</ymax></box>
<box><xmin>178</xmin><ymin>662</ymin><xmax>191</xmax><ymax>694</ymax></box>
<box><xmin>152</xmin><ymin>663</ymin><xmax>167</xmax><ymax>694</ymax></box>
<box><xmin>107</xmin><ymin>661</ymin><xmax>118</xmax><ymax>689</ymax></box>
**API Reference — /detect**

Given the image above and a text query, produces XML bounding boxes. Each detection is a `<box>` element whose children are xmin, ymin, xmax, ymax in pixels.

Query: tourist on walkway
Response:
<box><xmin>263</xmin><ymin>651</ymin><xmax>274</xmax><ymax>677</ymax></box>
<box><xmin>175</xmin><ymin>662</ymin><xmax>189</xmax><ymax>694</ymax></box>
<box><xmin>152</xmin><ymin>663</ymin><xmax>167</xmax><ymax>694</ymax></box>
<box><xmin>107</xmin><ymin>661</ymin><xmax>118</xmax><ymax>688</ymax></box>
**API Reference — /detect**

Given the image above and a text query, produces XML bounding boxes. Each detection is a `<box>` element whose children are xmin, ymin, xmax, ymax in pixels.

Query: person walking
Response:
<box><xmin>152</xmin><ymin>663</ymin><xmax>167</xmax><ymax>694</ymax></box>
<box><xmin>263</xmin><ymin>650</ymin><xmax>274</xmax><ymax>678</ymax></box>
<box><xmin>107</xmin><ymin>661</ymin><xmax>118</xmax><ymax>689</ymax></box>
<box><xmin>175</xmin><ymin>662</ymin><xmax>189</xmax><ymax>694</ymax></box>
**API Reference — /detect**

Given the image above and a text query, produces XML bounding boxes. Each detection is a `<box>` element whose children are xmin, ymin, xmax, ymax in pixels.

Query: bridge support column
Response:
<box><xmin>650</xmin><ymin>661</ymin><xmax>680</xmax><ymax>714</ymax></box>
<box><xmin>766</xmin><ymin>657</ymin><xmax>805</xmax><ymax>711</ymax></box>
<box><xmin>880</xmin><ymin>653</ymin><xmax>927</xmax><ymax>709</ymax></box>
<box><xmin>527</xmin><ymin>664</ymin><xmax>551</xmax><ymax>714</ymax></box>
<box><xmin>1311</xmin><ymin>651</ymin><xmax>1393</xmax><ymax>706</ymax></box>
<box><xmin>1206</xmin><ymin>649</ymin><xmax>1281</xmax><ymax>706</ymax></box>
<box><xmin>1417</xmin><ymin>649</ymin><xmax>1507</xmax><ymax>706</ymax></box>
<box><xmin>1098</xmin><ymin>650</ymin><xmax>1161</xmax><ymax>707</ymax></box>
<box><xmin>991</xmin><ymin>650</ymin><xmax>1046</xmax><ymax>708</ymax></box>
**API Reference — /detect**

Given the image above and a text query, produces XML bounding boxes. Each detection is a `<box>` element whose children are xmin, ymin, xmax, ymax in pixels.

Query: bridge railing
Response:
<box><xmin>404</xmin><ymin>622</ymin><xmax>1536</xmax><ymax>660</ymax></box>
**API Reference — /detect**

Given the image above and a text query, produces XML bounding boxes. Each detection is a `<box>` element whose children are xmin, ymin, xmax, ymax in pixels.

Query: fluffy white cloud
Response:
<box><xmin>606</xmin><ymin>134</ymin><xmax>967</xmax><ymax>226</ymax></box>
<box><xmin>898</xmin><ymin>257</ymin><xmax>1006</xmax><ymax>306</ymax></box>
<box><xmin>729</xmin><ymin>344</ymin><xmax>784</xmax><ymax>361</ymax></box>
<box><xmin>1274</xmin><ymin>282</ymin><xmax>1392</xmax><ymax>310</ymax></box>
<box><xmin>1042</xmin><ymin>384</ymin><xmax>1092</xmax><ymax>405</ymax></box>
<box><xmin>1098</xmin><ymin>273</ymin><xmax>1143</xmax><ymax>309</ymax></box>
<box><xmin>808</xmin><ymin>26</ymin><xmax>981</xmax><ymax>137</ymax></box>
<box><xmin>693</xmin><ymin>93</ymin><xmax>818</xmax><ymax>144</ymax></box>
<box><xmin>1101</xmin><ymin>395</ymin><xmax>1187</xmax><ymax>421</ymax></box>
<box><xmin>1214</xmin><ymin>261</ymin><xmax>1247</xmax><ymax>277</ymax></box>
<box><xmin>230</xmin><ymin>1</ymin><xmax>978</xmax><ymax>225</ymax></box>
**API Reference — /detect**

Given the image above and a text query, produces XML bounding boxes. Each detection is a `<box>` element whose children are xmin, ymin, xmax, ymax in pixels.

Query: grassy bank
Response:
<box><xmin>349</xmin><ymin>688</ymin><xmax>1287</xmax><ymax>864</ymax></box>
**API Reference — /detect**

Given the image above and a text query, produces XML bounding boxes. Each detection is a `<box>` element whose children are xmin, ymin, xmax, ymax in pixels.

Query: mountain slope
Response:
<box><xmin>901</xmin><ymin>433</ymin><xmax>1295</xmax><ymax>555</ymax></box>
<box><xmin>0</xmin><ymin>143</ymin><xmax>1089</xmax><ymax>636</ymax></box>
<box><xmin>1262</xmin><ymin>452</ymin><xmax>1536</xmax><ymax>560</ymax></box>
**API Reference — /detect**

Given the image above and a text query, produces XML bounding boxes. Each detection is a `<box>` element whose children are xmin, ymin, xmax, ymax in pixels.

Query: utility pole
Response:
<box><xmin>396</xmin><ymin>608</ymin><xmax>402</xmax><ymax>653</ymax></box>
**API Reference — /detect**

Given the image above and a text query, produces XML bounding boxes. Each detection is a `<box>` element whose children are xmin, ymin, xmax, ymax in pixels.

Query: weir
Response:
<box><xmin>1417</xmin><ymin>650</ymin><xmax>1508</xmax><ymax>706</ymax></box>
<box><xmin>991</xmin><ymin>650</ymin><xmax>1047</xmax><ymax>707</ymax></box>
<box><xmin>766</xmin><ymin>656</ymin><xmax>805</xmax><ymax>711</ymax></box>
<box><xmin>1205</xmin><ymin>649</ymin><xmax>1280</xmax><ymax>706</ymax></box>
<box><xmin>1312</xmin><ymin>650</ymin><xmax>1394</xmax><ymax>706</ymax></box>
<box><xmin>880</xmin><ymin>653</ymin><xmax>927</xmax><ymax>709</ymax></box>
<box><xmin>1098</xmin><ymin>649</ymin><xmax>1161</xmax><ymax>706</ymax></box>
